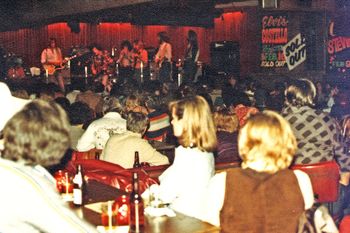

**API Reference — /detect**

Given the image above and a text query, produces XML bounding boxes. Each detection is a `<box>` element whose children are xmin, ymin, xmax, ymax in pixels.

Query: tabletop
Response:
<box><xmin>72</xmin><ymin>180</ymin><xmax>220</xmax><ymax>233</ymax></box>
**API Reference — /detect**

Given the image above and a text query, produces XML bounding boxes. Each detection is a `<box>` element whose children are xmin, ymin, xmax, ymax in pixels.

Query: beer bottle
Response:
<box><xmin>133</xmin><ymin>151</ymin><xmax>141</xmax><ymax>168</ymax></box>
<box><xmin>73</xmin><ymin>164</ymin><xmax>84</xmax><ymax>206</ymax></box>
<box><xmin>129</xmin><ymin>172</ymin><xmax>144</xmax><ymax>233</ymax></box>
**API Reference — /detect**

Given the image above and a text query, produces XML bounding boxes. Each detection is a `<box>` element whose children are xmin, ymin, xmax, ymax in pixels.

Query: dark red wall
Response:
<box><xmin>0</xmin><ymin>10</ymin><xmax>260</xmax><ymax>75</ymax></box>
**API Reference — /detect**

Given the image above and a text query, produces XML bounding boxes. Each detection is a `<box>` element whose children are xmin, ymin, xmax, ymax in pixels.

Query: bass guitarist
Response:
<box><xmin>41</xmin><ymin>38</ymin><xmax>65</xmax><ymax>92</ymax></box>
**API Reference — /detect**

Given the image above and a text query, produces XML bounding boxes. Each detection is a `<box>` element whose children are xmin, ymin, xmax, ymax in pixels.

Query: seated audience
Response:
<box><xmin>213</xmin><ymin>108</ymin><xmax>240</xmax><ymax>163</ymax></box>
<box><xmin>77</xmin><ymin>96</ymin><xmax>126</xmax><ymax>151</ymax></box>
<box><xmin>101</xmin><ymin>112</ymin><xmax>169</xmax><ymax>168</ymax></box>
<box><xmin>153</xmin><ymin>96</ymin><xmax>217</xmax><ymax>219</ymax></box>
<box><xmin>0</xmin><ymin>100</ymin><xmax>97</xmax><ymax>232</ymax></box>
<box><xmin>220</xmin><ymin>111</ymin><xmax>314</xmax><ymax>233</ymax></box>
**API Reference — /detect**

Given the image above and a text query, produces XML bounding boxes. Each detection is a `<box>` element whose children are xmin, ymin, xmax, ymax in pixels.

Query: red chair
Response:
<box><xmin>64</xmin><ymin>159</ymin><xmax>158</xmax><ymax>193</ymax></box>
<box><xmin>291</xmin><ymin>160</ymin><xmax>340</xmax><ymax>203</ymax></box>
<box><xmin>339</xmin><ymin>215</ymin><xmax>350</xmax><ymax>233</ymax></box>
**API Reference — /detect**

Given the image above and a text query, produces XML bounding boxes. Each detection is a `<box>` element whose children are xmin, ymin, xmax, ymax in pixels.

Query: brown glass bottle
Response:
<box><xmin>133</xmin><ymin>151</ymin><xmax>141</xmax><ymax>168</ymax></box>
<box><xmin>129</xmin><ymin>172</ymin><xmax>144</xmax><ymax>233</ymax></box>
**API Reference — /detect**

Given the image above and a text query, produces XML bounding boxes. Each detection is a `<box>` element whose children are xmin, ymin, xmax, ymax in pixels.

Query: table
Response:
<box><xmin>72</xmin><ymin>180</ymin><xmax>220</xmax><ymax>233</ymax></box>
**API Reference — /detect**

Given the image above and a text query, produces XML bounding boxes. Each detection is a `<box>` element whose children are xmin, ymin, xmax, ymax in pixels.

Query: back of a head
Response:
<box><xmin>126</xmin><ymin>112</ymin><xmax>149</xmax><ymax>134</ymax></box>
<box><xmin>169</xmin><ymin>95</ymin><xmax>217</xmax><ymax>152</ymax></box>
<box><xmin>102</xmin><ymin>96</ymin><xmax>123</xmax><ymax>115</ymax></box>
<box><xmin>69</xmin><ymin>101</ymin><xmax>94</xmax><ymax>126</ymax></box>
<box><xmin>238</xmin><ymin>111</ymin><xmax>297</xmax><ymax>173</ymax></box>
<box><xmin>3</xmin><ymin>100</ymin><xmax>70</xmax><ymax>167</ymax></box>
<box><xmin>214</xmin><ymin>108</ymin><xmax>239</xmax><ymax>133</ymax></box>
<box><xmin>285</xmin><ymin>79</ymin><xmax>316</xmax><ymax>108</ymax></box>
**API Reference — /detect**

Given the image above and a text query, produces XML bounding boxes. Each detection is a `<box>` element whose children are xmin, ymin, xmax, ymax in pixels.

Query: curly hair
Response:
<box><xmin>238</xmin><ymin>111</ymin><xmax>297</xmax><ymax>173</ymax></box>
<box><xmin>3</xmin><ymin>100</ymin><xmax>70</xmax><ymax>167</ymax></box>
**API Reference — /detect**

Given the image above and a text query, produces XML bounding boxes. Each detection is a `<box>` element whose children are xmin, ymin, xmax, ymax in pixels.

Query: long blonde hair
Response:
<box><xmin>169</xmin><ymin>96</ymin><xmax>217</xmax><ymax>152</ymax></box>
<box><xmin>238</xmin><ymin>111</ymin><xmax>297</xmax><ymax>173</ymax></box>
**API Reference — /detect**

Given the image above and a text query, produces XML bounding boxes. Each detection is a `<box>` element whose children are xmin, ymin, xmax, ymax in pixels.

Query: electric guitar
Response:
<box><xmin>42</xmin><ymin>54</ymin><xmax>77</xmax><ymax>75</ymax></box>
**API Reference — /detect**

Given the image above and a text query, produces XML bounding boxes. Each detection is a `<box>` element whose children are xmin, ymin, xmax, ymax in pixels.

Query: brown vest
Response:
<box><xmin>220</xmin><ymin>168</ymin><xmax>304</xmax><ymax>233</ymax></box>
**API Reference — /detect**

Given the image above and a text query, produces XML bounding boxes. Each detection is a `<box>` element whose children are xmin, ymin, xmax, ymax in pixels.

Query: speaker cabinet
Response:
<box><xmin>210</xmin><ymin>41</ymin><xmax>240</xmax><ymax>76</ymax></box>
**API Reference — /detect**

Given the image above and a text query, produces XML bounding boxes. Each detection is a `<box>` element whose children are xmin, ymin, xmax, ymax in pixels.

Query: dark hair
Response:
<box><xmin>90</xmin><ymin>43</ymin><xmax>102</xmax><ymax>51</ymax></box>
<box><xmin>3</xmin><ymin>100</ymin><xmax>70</xmax><ymax>166</ymax></box>
<box><xmin>187</xmin><ymin>30</ymin><xmax>198</xmax><ymax>48</ymax></box>
<box><xmin>54</xmin><ymin>97</ymin><xmax>70</xmax><ymax>113</ymax></box>
<box><xmin>69</xmin><ymin>101</ymin><xmax>94</xmax><ymax>125</ymax></box>
<box><xmin>121</xmin><ymin>40</ymin><xmax>132</xmax><ymax>51</ymax></box>
<box><xmin>158</xmin><ymin>31</ymin><xmax>170</xmax><ymax>43</ymax></box>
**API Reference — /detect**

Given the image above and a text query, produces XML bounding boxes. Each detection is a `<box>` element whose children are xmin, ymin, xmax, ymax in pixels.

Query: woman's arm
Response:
<box><xmin>293</xmin><ymin>170</ymin><xmax>314</xmax><ymax>209</ymax></box>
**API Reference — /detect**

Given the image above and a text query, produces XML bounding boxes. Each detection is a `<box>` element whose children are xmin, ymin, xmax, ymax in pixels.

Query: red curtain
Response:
<box><xmin>0</xmin><ymin>10</ymin><xmax>259</xmax><ymax>74</ymax></box>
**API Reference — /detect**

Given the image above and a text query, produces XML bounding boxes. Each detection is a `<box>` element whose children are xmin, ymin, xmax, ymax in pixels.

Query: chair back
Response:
<box><xmin>291</xmin><ymin>161</ymin><xmax>340</xmax><ymax>203</ymax></box>
<box><xmin>339</xmin><ymin>215</ymin><xmax>350</xmax><ymax>233</ymax></box>
<box><xmin>64</xmin><ymin>158</ymin><xmax>158</xmax><ymax>193</ymax></box>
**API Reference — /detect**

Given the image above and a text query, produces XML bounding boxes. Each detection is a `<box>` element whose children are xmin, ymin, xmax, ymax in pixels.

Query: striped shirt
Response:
<box><xmin>144</xmin><ymin>110</ymin><xmax>170</xmax><ymax>142</ymax></box>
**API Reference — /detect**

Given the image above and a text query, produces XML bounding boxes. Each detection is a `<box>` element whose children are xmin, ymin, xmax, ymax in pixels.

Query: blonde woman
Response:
<box><xmin>152</xmin><ymin>95</ymin><xmax>217</xmax><ymax>218</ymax></box>
<box><xmin>220</xmin><ymin>111</ymin><xmax>314</xmax><ymax>233</ymax></box>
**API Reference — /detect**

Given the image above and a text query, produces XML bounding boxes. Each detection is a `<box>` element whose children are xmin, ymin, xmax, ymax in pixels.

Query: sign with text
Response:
<box><xmin>260</xmin><ymin>14</ymin><xmax>288</xmax><ymax>68</ymax></box>
<box><xmin>283</xmin><ymin>33</ymin><xmax>306</xmax><ymax>71</ymax></box>
<box><xmin>327</xmin><ymin>17</ymin><xmax>350</xmax><ymax>76</ymax></box>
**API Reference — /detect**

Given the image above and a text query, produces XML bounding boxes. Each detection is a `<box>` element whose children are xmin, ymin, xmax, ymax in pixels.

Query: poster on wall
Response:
<box><xmin>282</xmin><ymin>33</ymin><xmax>306</xmax><ymax>71</ymax></box>
<box><xmin>260</xmin><ymin>13</ymin><xmax>288</xmax><ymax>69</ymax></box>
<box><xmin>327</xmin><ymin>16</ymin><xmax>350</xmax><ymax>77</ymax></box>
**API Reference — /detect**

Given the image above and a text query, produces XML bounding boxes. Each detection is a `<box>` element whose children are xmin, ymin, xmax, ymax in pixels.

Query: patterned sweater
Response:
<box><xmin>282</xmin><ymin>106</ymin><xmax>350</xmax><ymax>172</ymax></box>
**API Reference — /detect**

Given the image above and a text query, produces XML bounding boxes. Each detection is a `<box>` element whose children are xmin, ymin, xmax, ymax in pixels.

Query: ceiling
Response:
<box><xmin>0</xmin><ymin>0</ymin><xmax>258</xmax><ymax>31</ymax></box>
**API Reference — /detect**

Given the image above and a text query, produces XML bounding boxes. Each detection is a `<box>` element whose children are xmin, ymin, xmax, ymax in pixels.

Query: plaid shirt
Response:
<box><xmin>282</xmin><ymin>106</ymin><xmax>350</xmax><ymax>172</ymax></box>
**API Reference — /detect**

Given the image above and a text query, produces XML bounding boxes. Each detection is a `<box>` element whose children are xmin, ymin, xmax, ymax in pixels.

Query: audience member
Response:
<box><xmin>76</xmin><ymin>96</ymin><xmax>126</xmax><ymax>151</ymax></box>
<box><xmin>0</xmin><ymin>82</ymin><xmax>30</xmax><ymax>132</ymax></box>
<box><xmin>124</xmin><ymin>94</ymin><xmax>148</xmax><ymax>115</ymax></box>
<box><xmin>76</xmin><ymin>82</ymin><xmax>104</xmax><ymax>116</ymax></box>
<box><xmin>0</xmin><ymin>100</ymin><xmax>97</xmax><ymax>232</ymax></box>
<box><xmin>101</xmin><ymin>112</ymin><xmax>169</xmax><ymax>168</ymax></box>
<box><xmin>213</xmin><ymin>108</ymin><xmax>240</xmax><ymax>163</ymax></box>
<box><xmin>54</xmin><ymin>97</ymin><xmax>70</xmax><ymax>113</ymax></box>
<box><xmin>68</xmin><ymin>101</ymin><xmax>94</xmax><ymax>150</ymax></box>
<box><xmin>220</xmin><ymin>111</ymin><xmax>314</xmax><ymax>233</ymax></box>
<box><xmin>143</xmin><ymin>95</ymin><xmax>171</xmax><ymax>142</ymax></box>
<box><xmin>282</xmin><ymin>79</ymin><xmax>350</xmax><ymax>222</ymax></box>
<box><xmin>152</xmin><ymin>96</ymin><xmax>217</xmax><ymax>220</ymax></box>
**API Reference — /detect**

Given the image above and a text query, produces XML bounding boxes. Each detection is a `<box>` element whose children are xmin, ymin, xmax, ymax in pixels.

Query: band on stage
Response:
<box><xmin>3</xmin><ymin>30</ymin><xmax>200</xmax><ymax>92</ymax></box>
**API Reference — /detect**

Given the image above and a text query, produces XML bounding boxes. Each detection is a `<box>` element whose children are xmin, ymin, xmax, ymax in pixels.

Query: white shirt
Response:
<box><xmin>76</xmin><ymin>112</ymin><xmax>126</xmax><ymax>151</ymax></box>
<box><xmin>157</xmin><ymin>146</ymin><xmax>214</xmax><ymax>219</ymax></box>
<box><xmin>0</xmin><ymin>158</ymin><xmax>97</xmax><ymax>233</ymax></box>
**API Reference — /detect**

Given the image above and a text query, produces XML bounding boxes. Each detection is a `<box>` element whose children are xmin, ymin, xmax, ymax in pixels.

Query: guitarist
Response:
<box><xmin>41</xmin><ymin>38</ymin><xmax>65</xmax><ymax>92</ymax></box>
<box><xmin>154</xmin><ymin>31</ymin><xmax>172</xmax><ymax>83</ymax></box>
